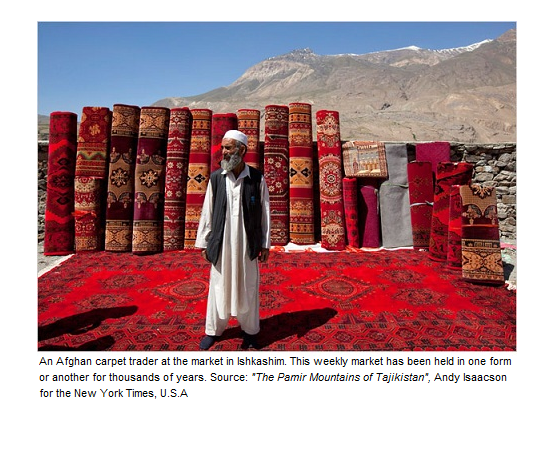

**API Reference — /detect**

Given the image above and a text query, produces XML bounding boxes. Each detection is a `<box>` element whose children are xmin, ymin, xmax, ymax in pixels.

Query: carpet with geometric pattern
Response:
<box><xmin>38</xmin><ymin>249</ymin><xmax>516</xmax><ymax>351</ymax></box>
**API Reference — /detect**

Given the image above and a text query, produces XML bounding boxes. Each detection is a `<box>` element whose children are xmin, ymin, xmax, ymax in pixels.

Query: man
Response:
<box><xmin>195</xmin><ymin>130</ymin><xmax>271</xmax><ymax>350</ymax></box>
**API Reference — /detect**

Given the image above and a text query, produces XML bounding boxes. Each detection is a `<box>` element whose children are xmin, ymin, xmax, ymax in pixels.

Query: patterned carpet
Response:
<box><xmin>38</xmin><ymin>248</ymin><xmax>516</xmax><ymax>351</ymax></box>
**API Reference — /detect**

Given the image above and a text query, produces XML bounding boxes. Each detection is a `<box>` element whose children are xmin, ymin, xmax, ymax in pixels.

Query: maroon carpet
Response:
<box><xmin>415</xmin><ymin>141</ymin><xmax>451</xmax><ymax>171</ymax></box>
<box><xmin>357</xmin><ymin>180</ymin><xmax>381</xmax><ymax>248</ymax></box>
<box><xmin>132</xmin><ymin>107</ymin><xmax>170</xmax><ymax>254</ymax></box>
<box><xmin>104</xmin><ymin>104</ymin><xmax>141</xmax><ymax>252</ymax></box>
<box><xmin>408</xmin><ymin>161</ymin><xmax>434</xmax><ymax>249</ymax></box>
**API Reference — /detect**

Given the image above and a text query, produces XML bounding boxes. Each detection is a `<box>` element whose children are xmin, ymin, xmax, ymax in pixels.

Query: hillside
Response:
<box><xmin>154</xmin><ymin>29</ymin><xmax>516</xmax><ymax>142</ymax></box>
<box><xmin>38</xmin><ymin>29</ymin><xmax>516</xmax><ymax>143</ymax></box>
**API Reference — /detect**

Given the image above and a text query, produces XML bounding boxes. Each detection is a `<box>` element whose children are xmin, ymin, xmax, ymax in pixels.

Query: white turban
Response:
<box><xmin>223</xmin><ymin>130</ymin><xmax>248</xmax><ymax>147</ymax></box>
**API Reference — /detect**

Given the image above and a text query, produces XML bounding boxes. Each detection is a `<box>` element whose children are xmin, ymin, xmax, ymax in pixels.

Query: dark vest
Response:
<box><xmin>205</xmin><ymin>165</ymin><xmax>264</xmax><ymax>266</ymax></box>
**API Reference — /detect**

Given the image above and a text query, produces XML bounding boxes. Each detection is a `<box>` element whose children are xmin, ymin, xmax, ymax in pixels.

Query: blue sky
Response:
<box><xmin>37</xmin><ymin>21</ymin><xmax>515</xmax><ymax>116</ymax></box>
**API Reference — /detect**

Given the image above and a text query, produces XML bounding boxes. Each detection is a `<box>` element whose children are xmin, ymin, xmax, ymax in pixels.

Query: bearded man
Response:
<box><xmin>195</xmin><ymin>130</ymin><xmax>271</xmax><ymax>350</ymax></box>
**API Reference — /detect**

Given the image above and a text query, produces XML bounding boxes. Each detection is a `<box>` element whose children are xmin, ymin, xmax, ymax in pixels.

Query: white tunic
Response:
<box><xmin>195</xmin><ymin>166</ymin><xmax>271</xmax><ymax>336</ymax></box>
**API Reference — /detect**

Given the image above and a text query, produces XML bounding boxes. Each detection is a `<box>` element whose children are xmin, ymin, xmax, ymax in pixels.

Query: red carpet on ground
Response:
<box><xmin>38</xmin><ymin>249</ymin><xmax>516</xmax><ymax>351</ymax></box>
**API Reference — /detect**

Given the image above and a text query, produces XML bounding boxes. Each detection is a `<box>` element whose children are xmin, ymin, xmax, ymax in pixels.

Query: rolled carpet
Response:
<box><xmin>238</xmin><ymin>109</ymin><xmax>262</xmax><ymax>170</ymax></box>
<box><xmin>210</xmin><ymin>113</ymin><xmax>237</xmax><ymax>172</ymax></box>
<box><xmin>104</xmin><ymin>104</ymin><xmax>141</xmax><ymax>252</ymax></box>
<box><xmin>263</xmin><ymin>104</ymin><xmax>290</xmax><ymax>246</ymax></box>
<box><xmin>428</xmin><ymin>162</ymin><xmax>473</xmax><ymax>261</ymax></box>
<box><xmin>460</xmin><ymin>184</ymin><xmax>505</xmax><ymax>285</ymax></box>
<box><xmin>315</xmin><ymin>109</ymin><xmax>346</xmax><ymax>250</ymax></box>
<box><xmin>407</xmin><ymin>161</ymin><xmax>434</xmax><ymax>249</ymax></box>
<box><xmin>288</xmin><ymin>102</ymin><xmax>315</xmax><ymax>244</ymax></box>
<box><xmin>357</xmin><ymin>180</ymin><xmax>381</xmax><ymax>248</ymax></box>
<box><xmin>43</xmin><ymin>111</ymin><xmax>78</xmax><ymax>255</ymax></box>
<box><xmin>74</xmin><ymin>106</ymin><xmax>112</xmax><ymax>252</ymax></box>
<box><xmin>379</xmin><ymin>143</ymin><xmax>413</xmax><ymax>248</ymax></box>
<box><xmin>163</xmin><ymin>107</ymin><xmax>192</xmax><ymax>251</ymax></box>
<box><xmin>132</xmin><ymin>106</ymin><xmax>170</xmax><ymax>254</ymax></box>
<box><xmin>447</xmin><ymin>184</ymin><xmax>463</xmax><ymax>269</ymax></box>
<box><xmin>184</xmin><ymin>109</ymin><xmax>213</xmax><ymax>248</ymax></box>
<box><xmin>342</xmin><ymin>177</ymin><xmax>360</xmax><ymax>248</ymax></box>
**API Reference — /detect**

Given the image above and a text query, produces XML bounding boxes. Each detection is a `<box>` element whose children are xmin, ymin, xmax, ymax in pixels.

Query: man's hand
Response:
<box><xmin>258</xmin><ymin>248</ymin><xmax>270</xmax><ymax>263</ymax></box>
<box><xmin>201</xmin><ymin>249</ymin><xmax>210</xmax><ymax>263</ymax></box>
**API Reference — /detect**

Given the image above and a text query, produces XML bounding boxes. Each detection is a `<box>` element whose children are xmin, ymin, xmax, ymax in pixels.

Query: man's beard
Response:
<box><xmin>220</xmin><ymin>151</ymin><xmax>242</xmax><ymax>171</ymax></box>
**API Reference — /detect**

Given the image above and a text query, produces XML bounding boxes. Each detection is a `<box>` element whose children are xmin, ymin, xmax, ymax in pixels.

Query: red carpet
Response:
<box><xmin>429</xmin><ymin>162</ymin><xmax>473</xmax><ymax>261</ymax></box>
<box><xmin>342</xmin><ymin>178</ymin><xmax>360</xmax><ymax>247</ymax></box>
<box><xmin>407</xmin><ymin>161</ymin><xmax>434</xmax><ymax>249</ymax></box>
<box><xmin>264</xmin><ymin>105</ymin><xmax>290</xmax><ymax>246</ymax></box>
<box><xmin>43</xmin><ymin>111</ymin><xmax>78</xmax><ymax>255</ymax></box>
<box><xmin>74</xmin><ymin>106</ymin><xmax>112</xmax><ymax>252</ymax></box>
<box><xmin>237</xmin><ymin>109</ymin><xmax>261</xmax><ymax>169</ymax></box>
<box><xmin>163</xmin><ymin>107</ymin><xmax>192</xmax><ymax>251</ymax></box>
<box><xmin>210</xmin><ymin>113</ymin><xmax>238</xmax><ymax>172</ymax></box>
<box><xmin>447</xmin><ymin>185</ymin><xmax>463</xmax><ymax>269</ymax></box>
<box><xmin>316</xmin><ymin>110</ymin><xmax>346</xmax><ymax>250</ymax></box>
<box><xmin>38</xmin><ymin>249</ymin><xmax>516</xmax><ymax>351</ymax></box>
<box><xmin>184</xmin><ymin>109</ymin><xmax>212</xmax><ymax>248</ymax></box>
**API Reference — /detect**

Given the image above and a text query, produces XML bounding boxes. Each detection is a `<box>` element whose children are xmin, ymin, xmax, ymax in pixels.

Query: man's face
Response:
<box><xmin>220</xmin><ymin>138</ymin><xmax>244</xmax><ymax>171</ymax></box>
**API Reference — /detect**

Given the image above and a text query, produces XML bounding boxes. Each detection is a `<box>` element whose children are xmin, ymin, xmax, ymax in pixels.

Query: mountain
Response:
<box><xmin>154</xmin><ymin>29</ymin><xmax>516</xmax><ymax>143</ymax></box>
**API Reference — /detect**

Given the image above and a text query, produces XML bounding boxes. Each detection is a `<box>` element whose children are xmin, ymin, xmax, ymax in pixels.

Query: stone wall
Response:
<box><xmin>37</xmin><ymin>141</ymin><xmax>517</xmax><ymax>243</ymax></box>
<box><xmin>452</xmin><ymin>143</ymin><xmax>516</xmax><ymax>242</ymax></box>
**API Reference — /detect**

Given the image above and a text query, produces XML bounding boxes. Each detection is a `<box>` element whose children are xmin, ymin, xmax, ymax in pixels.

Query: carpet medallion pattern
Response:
<box><xmin>316</xmin><ymin>110</ymin><xmax>346</xmax><ymax>250</ymax></box>
<box><xmin>289</xmin><ymin>102</ymin><xmax>315</xmax><ymax>244</ymax></box>
<box><xmin>132</xmin><ymin>107</ymin><xmax>170</xmax><ymax>254</ymax></box>
<box><xmin>38</xmin><ymin>250</ymin><xmax>515</xmax><ymax>351</ymax></box>
<box><xmin>264</xmin><ymin>105</ymin><xmax>290</xmax><ymax>245</ymax></box>
<box><xmin>104</xmin><ymin>104</ymin><xmax>141</xmax><ymax>252</ymax></box>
